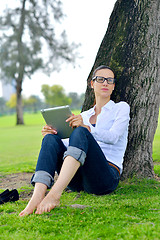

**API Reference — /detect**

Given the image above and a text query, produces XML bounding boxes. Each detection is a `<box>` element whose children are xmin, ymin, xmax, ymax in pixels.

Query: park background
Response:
<box><xmin>0</xmin><ymin>0</ymin><xmax>116</xmax><ymax>100</ymax></box>
<box><xmin>0</xmin><ymin>0</ymin><xmax>160</xmax><ymax>239</ymax></box>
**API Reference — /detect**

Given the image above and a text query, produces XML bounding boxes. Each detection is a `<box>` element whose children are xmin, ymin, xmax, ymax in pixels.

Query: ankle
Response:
<box><xmin>48</xmin><ymin>189</ymin><xmax>62</xmax><ymax>201</ymax></box>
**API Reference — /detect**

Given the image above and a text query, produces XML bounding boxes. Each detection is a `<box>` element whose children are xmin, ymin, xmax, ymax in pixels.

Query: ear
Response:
<box><xmin>91</xmin><ymin>80</ymin><xmax>94</xmax><ymax>89</ymax></box>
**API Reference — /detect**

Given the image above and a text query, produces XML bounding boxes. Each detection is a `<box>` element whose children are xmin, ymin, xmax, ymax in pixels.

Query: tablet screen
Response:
<box><xmin>41</xmin><ymin>105</ymin><xmax>74</xmax><ymax>139</ymax></box>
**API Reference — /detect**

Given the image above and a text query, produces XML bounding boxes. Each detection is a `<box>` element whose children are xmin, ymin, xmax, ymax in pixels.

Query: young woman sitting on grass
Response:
<box><xmin>19</xmin><ymin>65</ymin><xmax>130</xmax><ymax>216</ymax></box>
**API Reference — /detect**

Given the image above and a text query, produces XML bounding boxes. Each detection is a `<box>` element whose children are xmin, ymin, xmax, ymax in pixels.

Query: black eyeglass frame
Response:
<box><xmin>92</xmin><ymin>76</ymin><xmax>115</xmax><ymax>84</ymax></box>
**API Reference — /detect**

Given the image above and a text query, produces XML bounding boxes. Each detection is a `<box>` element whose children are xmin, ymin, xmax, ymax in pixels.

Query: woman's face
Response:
<box><xmin>91</xmin><ymin>68</ymin><xmax>115</xmax><ymax>100</ymax></box>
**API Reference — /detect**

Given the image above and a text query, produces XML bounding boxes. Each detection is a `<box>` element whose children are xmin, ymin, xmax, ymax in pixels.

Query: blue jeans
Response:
<box><xmin>31</xmin><ymin>127</ymin><xmax>120</xmax><ymax>195</ymax></box>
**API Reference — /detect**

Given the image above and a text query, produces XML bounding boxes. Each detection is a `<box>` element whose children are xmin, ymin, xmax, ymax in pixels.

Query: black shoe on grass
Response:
<box><xmin>0</xmin><ymin>189</ymin><xmax>19</xmax><ymax>204</ymax></box>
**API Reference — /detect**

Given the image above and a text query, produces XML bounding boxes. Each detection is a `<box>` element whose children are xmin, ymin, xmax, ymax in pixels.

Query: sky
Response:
<box><xmin>0</xmin><ymin>0</ymin><xmax>117</xmax><ymax>99</ymax></box>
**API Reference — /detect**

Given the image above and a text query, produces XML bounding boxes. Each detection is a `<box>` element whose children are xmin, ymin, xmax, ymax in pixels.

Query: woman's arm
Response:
<box><xmin>91</xmin><ymin>103</ymin><xmax>130</xmax><ymax>145</ymax></box>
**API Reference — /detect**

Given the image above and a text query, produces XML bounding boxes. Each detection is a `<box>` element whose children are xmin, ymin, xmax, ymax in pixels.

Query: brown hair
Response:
<box><xmin>92</xmin><ymin>65</ymin><xmax>115</xmax><ymax>79</ymax></box>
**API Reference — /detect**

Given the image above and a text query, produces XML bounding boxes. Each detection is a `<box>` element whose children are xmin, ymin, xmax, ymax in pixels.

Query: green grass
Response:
<box><xmin>0</xmin><ymin>179</ymin><xmax>160</xmax><ymax>239</ymax></box>
<box><xmin>0</xmin><ymin>115</ymin><xmax>44</xmax><ymax>173</ymax></box>
<box><xmin>0</xmin><ymin>111</ymin><xmax>80</xmax><ymax>173</ymax></box>
<box><xmin>0</xmin><ymin>111</ymin><xmax>160</xmax><ymax>240</ymax></box>
<box><xmin>152</xmin><ymin>113</ymin><xmax>160</xmax><ymax>162</ymax></box>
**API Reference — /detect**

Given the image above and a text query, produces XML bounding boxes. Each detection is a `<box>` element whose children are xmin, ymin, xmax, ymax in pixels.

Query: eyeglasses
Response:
<box><xmin>92</xmin><ymin>76</ymin><xmax>115</xmax><ymax>84</ymax></box>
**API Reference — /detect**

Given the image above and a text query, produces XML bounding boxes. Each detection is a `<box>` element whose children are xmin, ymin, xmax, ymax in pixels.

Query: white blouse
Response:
<box><xmin>62</xmin><ymin>100</ymin><xmax>130</xmax><ymax>173</ymax></box>
<box><xmin>81</xmin><ymin>100</ymin><xmax>130</xmax><ymax>173</ymax></box>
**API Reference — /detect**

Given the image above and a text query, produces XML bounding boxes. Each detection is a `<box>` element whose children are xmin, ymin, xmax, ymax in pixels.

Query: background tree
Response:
<box><xmin>82</xmin><ymin>0</ymin><xmax>160</xmax><ymax>179</ymax></box>
<box><xmin>0</xmin><ymin>97</ymin><xmax>7</xmax><ymax>115</ymax></box>
<box><xmin>6</xmin><ymin>94</ymin><xmax>17</xmax><ymax>110</ymax></box>
<box><xmin>0</xmin><ymin>0</ymin><xmax>77</xmax><ymax>125</ymax></box>
<box><xmin>41</xmin><ymin>84</ymin><xmax>71</xmax><ymax>107</ymax></box>
<box><xmin>68</xmin><ymin>92</ymin><xmax>85</xmax><ymax>110</ymax></box>
<box><xmin>23</xmin><ymin>95</ymin><xmax>42</xmax><ymax>113</ymax></box>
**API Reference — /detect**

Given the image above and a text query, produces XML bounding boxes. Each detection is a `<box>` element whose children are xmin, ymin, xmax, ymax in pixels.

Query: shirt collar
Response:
<box><xmin>103</xmin><ymin>100</ymin><xmax>115</xmax><ymax>110</ymax></box>
<box><xmin>90</xmin><ymin>100</ymin><xmax>115</xmax><ymax>114</ymax></box>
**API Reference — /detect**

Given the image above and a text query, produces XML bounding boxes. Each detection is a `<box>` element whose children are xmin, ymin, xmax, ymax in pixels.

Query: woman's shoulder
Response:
<box><xmin>114</xmin><ymin>101</ymin><xmax>130</xmax><ymax>114</ymax></box>
<box><xmin>115</xmin><ymin>101</ymin><xmax>130</xmax><ymax>109</ymax></box>
<box><xmin>81</xmin><ymin>107</ymin><xmax>94</xmax><ymax>116</ymax></box>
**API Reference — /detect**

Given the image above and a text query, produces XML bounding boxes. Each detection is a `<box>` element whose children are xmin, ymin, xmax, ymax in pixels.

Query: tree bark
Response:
<box><xmin>82</xmin><ymin>0</ymin><xmax>160</xmax><ymax>178</ymax></box>
<box><xmin>16</xmin><ymin>82</ymin><xmax>24</xmax><ymax>125</ymax></box>
<box><xmin>16</xmin><ymin>0</ymin><xmax>26</xmax><ymax>125</ymax></box>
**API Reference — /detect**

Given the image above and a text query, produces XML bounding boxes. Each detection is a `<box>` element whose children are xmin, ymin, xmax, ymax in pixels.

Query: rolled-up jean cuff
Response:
<box><xmin>31</xmin><ymin>170</ymin><xmax>54</xmax><ymax>189</ymax></box>
<box><xmin>63</xmin><ymin>146</ymin><xmax>86</xmax><ymax>166</ymax></box>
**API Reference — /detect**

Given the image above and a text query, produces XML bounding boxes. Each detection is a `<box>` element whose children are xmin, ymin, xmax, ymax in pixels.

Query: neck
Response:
<box><xmin>95</xmin><ymin>96</ymin><xmax>110</xmax><ymax>115</ymax></box>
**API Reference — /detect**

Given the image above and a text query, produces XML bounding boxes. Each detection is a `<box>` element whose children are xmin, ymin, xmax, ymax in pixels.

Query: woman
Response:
<box><xmin>19</xmin><ymin>65</ymin><xmax>130</xmax><ymax>216</ymax></box>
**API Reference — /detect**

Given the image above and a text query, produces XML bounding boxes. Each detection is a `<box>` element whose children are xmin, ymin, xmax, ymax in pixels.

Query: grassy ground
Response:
<box><xmin>0</xmin><ymin>110</ymin><xmax>80</xmax><ymax>173</ymax></box>
<box><xmin>0</xmin><ymin>179</ymin><xmax>160</xmax><ymax>240</ymax></box>
<box><xmin>152</xmin><ymin>114</ymin><xmax>160</xmax><ymax>163</ymax></box>
<box><xmin>0</xmin><ymin>113</ymin><xmax>44</xmax><ymax>173</ymax></box>
<box><xmin>0</xmin><ymin>111</ymin><xmax>160</xmax><ymax>240</ymax></box>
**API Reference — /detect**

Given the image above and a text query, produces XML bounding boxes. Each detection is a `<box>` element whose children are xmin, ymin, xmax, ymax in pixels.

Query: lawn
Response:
<box><xmin>152</xmin><ymin>114</ymin><xmax>160</xmax><ymax>163</ymax></box>
<box><xmin>0</xmin><ymin>110</ymin><xmax>80</xmax><ymax>173</ymax></box>
<box><xmin>0</xmin><ymin>111</ymin><xmax>160</xmax><ymax>240</ymax></box>
<box><xmin>0</xmin><ymin>179</ymin><xmax>160</xmax><ymax>240</ymax></box>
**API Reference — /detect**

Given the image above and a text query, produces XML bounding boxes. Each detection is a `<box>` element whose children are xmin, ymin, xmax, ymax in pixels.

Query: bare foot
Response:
<box><xmin>19</xmin><ymin>195</ymin><xmax>44</xmax><ymax>216</ymax></box>
<box><xmin>35</xmin><ymin>192</ymin><xmax>60</xmax><ymax>214</ymax></box>
<box><xmin>19</xmin><ymin>182</ymin><xmax>47</xmax><ymax>217</ymax></box>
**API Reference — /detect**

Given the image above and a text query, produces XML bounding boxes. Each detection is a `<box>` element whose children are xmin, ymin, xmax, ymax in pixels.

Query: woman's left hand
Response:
<box><xmin>66</xmin><ymin>114</ymin><xmax>90</xmax><ymax>131</ymax></box>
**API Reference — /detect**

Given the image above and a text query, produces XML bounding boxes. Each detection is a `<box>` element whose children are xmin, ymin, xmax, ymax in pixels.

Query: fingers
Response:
<box><xmin>66</xmin><ymin>114</ymin><xmax>83</xmax><ymax>128</ymax></box>
<box><xmin>66</xmin><ymin>114</ymin><xmax>75</xmax><ymax>123</ymax></box>
<box><xmin>69</xmin><ymin>119</ymin><xmax>80</xmax><ymax>128</ymax></box>
<box><xmin>41</xmin><ymin>124</ymin><xmax>57</xmax><ymax>136</ymax></box>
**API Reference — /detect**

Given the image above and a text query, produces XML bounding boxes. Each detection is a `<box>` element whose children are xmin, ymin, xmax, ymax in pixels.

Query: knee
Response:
<box><xmin>70</xmin><ymin>127</ymin><xmax>89</xmax><ymax>142</ymax></box>
<box><xmin>71</xmin><ymin>126</ymin><xmax>88</xmax><ymax>137</ymax></box>
<box><xmin>42</xmin><ymin>134</ymin><xmax>61</xmax><ymax>146</ymax></box>
<box><xmin>43</xmin><ymin>134</ymin><xmax>55</xmax><ymax>141</ymax></box>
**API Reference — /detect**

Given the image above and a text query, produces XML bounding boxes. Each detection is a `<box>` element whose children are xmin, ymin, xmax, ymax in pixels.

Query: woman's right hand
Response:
<box><xmin>41</xmin><ymin>124</ymin><xmax>57</xmax><ymax>137</ymax></box>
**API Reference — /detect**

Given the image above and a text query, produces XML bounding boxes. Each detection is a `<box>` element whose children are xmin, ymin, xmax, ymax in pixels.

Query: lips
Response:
<box><xmin>101</xmin><ymin>88</ymin><xmax>109</xmax><ymax>91</ymax></box>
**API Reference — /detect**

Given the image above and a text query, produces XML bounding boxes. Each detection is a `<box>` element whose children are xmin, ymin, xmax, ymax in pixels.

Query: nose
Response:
<box><xmin>103</xmin><ymin>79</ymin><xmax>108</xmax><ymax>85</ymax></box>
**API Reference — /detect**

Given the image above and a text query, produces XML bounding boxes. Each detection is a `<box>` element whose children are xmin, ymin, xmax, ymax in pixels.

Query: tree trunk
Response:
<box><xmin>82</xmin><ymin>0</ymin><xmax>160</xmax><ymax>179</ymax></box>
<box><xmin>16</xmin><ymin>82</ymin><xmax>24</xmax><ymax>125</ymax></box>
<box><xmin>16</xmin><ymin>0</ymin><xmax>26</xmax><ymax>125</ymax></box>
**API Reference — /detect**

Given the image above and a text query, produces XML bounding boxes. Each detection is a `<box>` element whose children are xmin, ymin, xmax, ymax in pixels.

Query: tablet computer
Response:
<box><xmin>41</xmin><ymin>105</ymin><xmax>74</xmax><ymax>139</ymax></box>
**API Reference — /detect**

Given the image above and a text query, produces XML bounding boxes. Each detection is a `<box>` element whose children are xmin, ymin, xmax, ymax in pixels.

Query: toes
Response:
<box><xmin>19</xmin><ymin>207</ymin><xmax>34</xmax><ymax>217</ymax></box>
<box><xmin>35</xmin><ymin>206</ymin><xmax>42</xmax><ymax>214</ymax></box>
<box><xmin>35</xmin><ymin>209</ymin><xmax>43</xmax><ymax>214</ymax></box>
<box><xmin>35</xmin><ymin>204</ymin><xmax>51</xmax><ymax>214</ymax></box>
<box><xmin>19</xmin><ymin>211</ymin><xmax>24</xmax><ymax>217</ymax></box>
<box><xmin>19</xmin><ymin>210</ymin><xmax>29</xmax><ymax>217</ymax></box>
